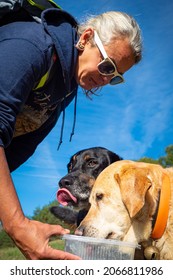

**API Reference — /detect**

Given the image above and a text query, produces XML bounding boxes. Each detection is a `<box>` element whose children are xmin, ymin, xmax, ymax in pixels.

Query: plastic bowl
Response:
<box><xmin>62</xmin><ymin>234</ymin><xmax>140</xmax><ymax>260</ymax></box>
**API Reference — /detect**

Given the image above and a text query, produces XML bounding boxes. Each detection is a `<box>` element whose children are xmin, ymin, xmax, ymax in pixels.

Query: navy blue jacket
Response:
<box><xmin>0</xmin><ymin>9</ymin><xmax>79</xmax><ymax>171</ymax></box>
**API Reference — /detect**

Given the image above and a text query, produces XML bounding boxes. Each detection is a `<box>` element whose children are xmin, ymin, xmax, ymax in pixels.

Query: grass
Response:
<box><xmin>0</xmin><ymin>246</ymin><xmax>25</xmax><ymax>260</ymax></box>
<box><xmin>0</xmin><ymin>239</ymin><xmax>65</xmax><ymax>260</ymax></box>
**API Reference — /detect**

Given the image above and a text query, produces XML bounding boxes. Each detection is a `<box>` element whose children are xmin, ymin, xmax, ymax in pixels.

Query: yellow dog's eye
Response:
<box><xmin>96</xmin><ymin>193</ymin><xmax>104</xmax><ymax>201</ymax></box>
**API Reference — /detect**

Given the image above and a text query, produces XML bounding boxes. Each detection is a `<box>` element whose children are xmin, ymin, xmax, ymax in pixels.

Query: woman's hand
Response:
<box><xmin>0</xmin><ymin>147</ymin><xmax>80</xmax><ymax>260</ymax></box>
<box><xmin>9</xmin><ymin>217</ymin><xmax>81</xmax><ymax>260</ymax></box>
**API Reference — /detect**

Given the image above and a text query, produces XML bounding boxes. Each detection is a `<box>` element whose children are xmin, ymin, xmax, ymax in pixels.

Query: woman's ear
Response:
<box><xmin>76</xmin><ymin>28</ymin><xmax>94</xmax><ymax>50</ymax></box>
<box><xmin>82</xmin><ymin>28</ymin><xmax>94</xmax><ymax>42</ymax></box>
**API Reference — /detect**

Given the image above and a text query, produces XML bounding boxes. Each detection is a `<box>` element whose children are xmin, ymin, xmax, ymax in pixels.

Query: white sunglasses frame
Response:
<box><xmin>94</xmin><ymin>31</ymin><xmax>124</xmax><ymax>85</ymax></box>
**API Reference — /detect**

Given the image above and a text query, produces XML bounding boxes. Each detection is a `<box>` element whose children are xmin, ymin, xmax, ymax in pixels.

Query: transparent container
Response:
<box><xmin>62</xmin><ymin>234</ymin><xmax>140</xmax><ymax>260</ymax></box>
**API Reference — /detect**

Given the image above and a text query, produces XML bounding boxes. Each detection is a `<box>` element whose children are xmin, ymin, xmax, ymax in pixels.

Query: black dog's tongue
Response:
<box><xmin>57</xmin><ymin>188</ymin><xmax>77</xmax><ymax>206</ymax></box>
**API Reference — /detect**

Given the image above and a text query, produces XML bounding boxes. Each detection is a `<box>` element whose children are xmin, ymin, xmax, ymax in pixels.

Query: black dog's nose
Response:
<box><xmin>59</xmin><ymin>176</ymin><xmax>73</xmax><ymax>188</ymax></box>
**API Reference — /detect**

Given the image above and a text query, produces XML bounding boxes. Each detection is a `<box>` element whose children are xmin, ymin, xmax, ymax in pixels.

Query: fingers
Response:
<box><xmin>13</xmin><ymin>219</ymin><xmax>80</xmax><ymax>260</ymax></box>
<box><xmin>47</xmin><ymin>246</ymin><xmax>81</xmax><ymax>260</ymax></box>
<box><xmin>42</xmin><ymin>224</ymin><xmax>81</xmax><ymax>259</ymax></box>
<box><xmin>45</xmin><ymin>225</ymin><xmax>81</xmax><ymax>260</ymax></box>
<box><xmin>46</xmin><ymin>224</ymin><xmax>70</xmax><ymax>238</ymax></box>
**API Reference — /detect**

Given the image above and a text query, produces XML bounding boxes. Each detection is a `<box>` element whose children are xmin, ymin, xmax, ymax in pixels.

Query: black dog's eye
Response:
<box><xmin>96</xmin><ymin>193</ymin><xmax>104</xmax><ymax>201</ymax></box>
<box><xmin>87</xmin><ymin>159</ymin><xmax>98</xmax><ymax>167</ymax></box>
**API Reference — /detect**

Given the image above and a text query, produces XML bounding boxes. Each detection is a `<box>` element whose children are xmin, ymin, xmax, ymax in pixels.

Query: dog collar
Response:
<box><xmin>151</xmin><ymin>173</ymin><xmax>171</xmax><ymax>239</ymax></box>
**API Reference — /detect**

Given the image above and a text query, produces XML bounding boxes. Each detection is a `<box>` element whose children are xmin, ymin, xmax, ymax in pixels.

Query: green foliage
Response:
<box><xmin>137</xmin><ymin>157</ymin><xmax>159</xmax><ymax>164</ymax></box>
<box><xmin>50</xmin><ymin>239</ymin><xmax>65</xmax><ymax>251</ymax></box>
<box><xmin>32</xmin><ymin>200</ymin><xmax>72</xmax><ymax>230</ymax></box>
<box><xmin>0</xmin><ymin>246</ymin><xmax>25</xmax><ymax>260</ymax></box>
<box><xmin>138</xmin><ymin>144</ymin><xmax>173</xmax><ymax>167</ymax></box>
<box><xmin>0</xmin><ymin>240</ymin><xmax>64</xmax><ymax>260</ymax></box>
<box><xmin>0</xmin><ymin>230</ymin><xmax>16</xmax><ymax>248</ymax></box>
<box><xmin>158</xmin><ymin>145</ymin><xmax>173</xmax><ymax>167</ymax></box>
<box><xmin>32</xmin><ymin>200</ymin><xmax>59</xmax><ymax>224</ymax></box>
<box><xmin>0</xmin><ymin>200</ymin><xmax>73</xmax><ymax>250</ymax></box>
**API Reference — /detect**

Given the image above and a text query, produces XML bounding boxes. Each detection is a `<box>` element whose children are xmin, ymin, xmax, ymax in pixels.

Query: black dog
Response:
<box><xmin>50</xmin><ymin>147</ymin><xmax>122</xmax><ymax>225</ymax></box>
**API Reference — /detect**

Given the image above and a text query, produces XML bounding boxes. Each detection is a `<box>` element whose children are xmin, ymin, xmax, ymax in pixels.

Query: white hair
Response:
<box><xmin>77</xmin><ymin>11</ymin><xmax>142</xmax><ymax>63</ymax></box>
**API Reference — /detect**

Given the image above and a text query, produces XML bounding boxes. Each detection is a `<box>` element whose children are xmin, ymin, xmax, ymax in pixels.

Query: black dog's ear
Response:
<box><xmin>108</xmin><ymin>151</ymin><xmax>123</xmax><ymax>164</ymax></box>
<box><xmin>50</xmin><ymin>206</ymin><xmax>88</xmax><ymax>226</ymax></box>
<box><xmin>67</xmin><ymin>153</ymin><xmax>78</xmax><ymax>172</ymax></box>
<box><xmin>50</xmin><ymin>206</ymin><xmax>78</xmax><ymax>224</ymax></box>
<box><xmin>77</xmin><ymin>209</ymin><xmax>88</xmax><ymax>226</ymax></box>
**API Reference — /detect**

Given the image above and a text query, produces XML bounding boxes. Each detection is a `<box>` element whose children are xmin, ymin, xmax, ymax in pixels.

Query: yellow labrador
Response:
<box><xmin>75</xmin><ymin>160</ymin><xmax>173</xmax><ymax>260</ymax></box>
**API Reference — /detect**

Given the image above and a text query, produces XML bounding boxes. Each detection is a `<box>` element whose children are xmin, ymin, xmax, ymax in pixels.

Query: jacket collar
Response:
<box><xmin>41</xmin><ymin>8</ymin><xmax>79</xmax><ymax>93</ymax></box>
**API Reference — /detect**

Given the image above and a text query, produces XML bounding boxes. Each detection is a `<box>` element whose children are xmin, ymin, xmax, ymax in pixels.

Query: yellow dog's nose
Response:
<box><xmin>75</xmin><ymin>225</ymin><xmax>85</xmax><ymax>236</ymax></box>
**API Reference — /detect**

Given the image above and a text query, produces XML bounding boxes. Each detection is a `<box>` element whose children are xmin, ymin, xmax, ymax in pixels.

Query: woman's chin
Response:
<box><xmin>79</xmin><ymin>77</ymin><xmax>94</xmax><ymax>91</ymax></box>
<box><xmin>80</xmin><ymin>83</ymin><xmax>91</xmax><ymax>91</ymax></box>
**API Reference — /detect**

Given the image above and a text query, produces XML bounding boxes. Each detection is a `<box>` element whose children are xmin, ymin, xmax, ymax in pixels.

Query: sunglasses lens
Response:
<box><xmin>97</xmin><ymin>58</ymin><xmax>124</xmax><ymax>85</ymax></box>
<box><xmin>98</xmin><ymin>60</ymin><xmax>115</xmax><ymax>74</ymax></box>
<box><xmin>110</xmin><ymin>76</ymin><xmax>124</xmax><ymax>85</ymax></box>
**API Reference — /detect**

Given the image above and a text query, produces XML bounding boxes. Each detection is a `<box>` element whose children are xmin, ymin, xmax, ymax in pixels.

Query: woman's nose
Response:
<box><xmin>100</xmin><ymin>74</ymin><xmax>112</xmax><ymax>85</ymax></box>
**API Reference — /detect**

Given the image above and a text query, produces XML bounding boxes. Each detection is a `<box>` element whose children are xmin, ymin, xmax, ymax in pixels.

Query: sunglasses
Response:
<box><xmin>94</xmin><ymin>31</ymin><xmax>124</xmax><ymax>85</ymax></box>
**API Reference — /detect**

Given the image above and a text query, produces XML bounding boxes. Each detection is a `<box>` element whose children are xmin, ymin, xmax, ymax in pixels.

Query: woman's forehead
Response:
<box><xmin>105</xmin><ymin>38</ymin><xmax>135</xmax><ymax>73</ymax></box>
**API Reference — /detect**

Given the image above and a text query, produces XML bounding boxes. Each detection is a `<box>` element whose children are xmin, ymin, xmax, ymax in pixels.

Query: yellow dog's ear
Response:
<box><xmin>115</xmin><ymin>167</ymin><xmax>152</xmax><ymax>218</ymax></box>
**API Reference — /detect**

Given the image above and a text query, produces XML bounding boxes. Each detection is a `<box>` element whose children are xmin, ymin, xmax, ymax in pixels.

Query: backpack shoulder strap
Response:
<box><xmin>0</xmin><ymin>0</ymin><xmax>61</xmax><ymax>19</ymax></box>
<box><xmin>22</xmin><ymin>0</ymin><xmax>61</xmax><ymax>17</ymax></box>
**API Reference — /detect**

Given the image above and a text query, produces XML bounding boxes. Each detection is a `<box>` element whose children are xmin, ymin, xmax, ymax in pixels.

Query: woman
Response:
<box><xmin>0</xmin><ymin>8</ymin><xmax>142</xmax><ymax>259</ymax></box>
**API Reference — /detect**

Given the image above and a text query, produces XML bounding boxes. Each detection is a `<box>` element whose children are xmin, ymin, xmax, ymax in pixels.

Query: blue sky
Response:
<box><xmin>12</xmin><ymin>0</ymin><xmax>173</xmax><ymax>217</ymax></box>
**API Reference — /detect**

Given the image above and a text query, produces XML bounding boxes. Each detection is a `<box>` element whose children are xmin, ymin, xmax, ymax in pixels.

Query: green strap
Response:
<box><xmin>24</xmin><ymin>0</ymin><xmax>61</xmax><ymax>89</ymax></box>
<box><xmin>47</xmin><ymin>0</ymin><xmax>61</xmax><ymax>9</ymax></box>
<box><xmin>26</xmin><ymin>0</ymin><xmax>61</xmax><ymax>10</ymax></box>
<box><xmin>33</xmin><ymin>52</ymin><xmax>56</xmax><ymax>90</ymax></box>
<box><xmin>34</xmin><ymin>71</ymin><xmax>49</xmax><ymax>90</ymax></box>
